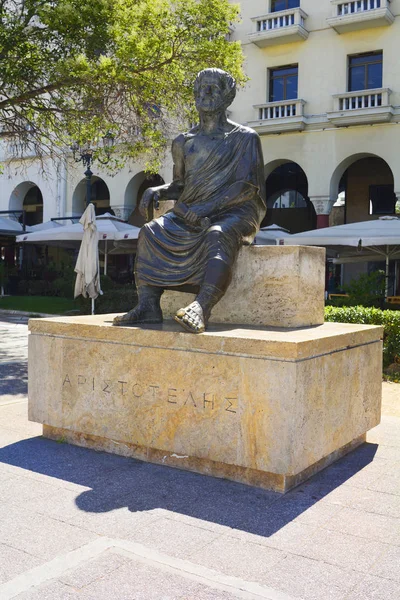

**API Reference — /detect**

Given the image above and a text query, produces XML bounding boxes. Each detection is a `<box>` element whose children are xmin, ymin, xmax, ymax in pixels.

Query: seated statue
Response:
<box><xmin>113</xmin><ymin>68</ymin><xmax>266</xmax><ymax>333</ymax></box>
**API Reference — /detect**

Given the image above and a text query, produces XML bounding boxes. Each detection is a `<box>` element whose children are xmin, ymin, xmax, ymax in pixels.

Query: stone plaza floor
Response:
<box><xmin>0</xmin><ymin>314</ymin><xmax>399</xmax><ymax>599</ymax></box>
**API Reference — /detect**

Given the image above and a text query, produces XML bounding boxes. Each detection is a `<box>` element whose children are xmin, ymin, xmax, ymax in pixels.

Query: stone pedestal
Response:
<box><xmin>161</xmin><ymin>245</ymin><xmax>326</xmax><ymax>328</ymax></box>
<box><xmin>28</xmin><ymin>316</ymin><xmax>383</xmax><ymax>493</ymax></box>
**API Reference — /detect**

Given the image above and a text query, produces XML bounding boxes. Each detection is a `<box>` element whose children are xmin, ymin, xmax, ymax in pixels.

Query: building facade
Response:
<box><xmin>1</xmin><ymin>0</ymin><xmax>400</xmax><ymax>288</ymax></box>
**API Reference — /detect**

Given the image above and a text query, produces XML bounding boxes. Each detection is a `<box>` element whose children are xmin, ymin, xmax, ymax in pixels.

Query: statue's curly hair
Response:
<box><xmin>194</xmin><ymin>68</ymin><xmax>236</xmax><ymax>107</ymax></box>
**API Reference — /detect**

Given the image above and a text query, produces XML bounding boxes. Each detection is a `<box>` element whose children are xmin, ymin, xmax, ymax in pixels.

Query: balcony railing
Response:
<box><xmin>327</xmin><ymin>0</ymin><xmax>394</xmax><ymax>33</ymax></box>
<box><xmin>326</xmin><ymin>88</ymin><xmax>393</xmax><ymax>126</ymax></box>
<box><xmin>337</xmin><ymin>0</ymin><xmax>382</xmax><ymax>14</ymax></box>
<box><xmin>249</xmin><ymin>8</ymin><xmax>309</xmax><ymax>47</ymax></box>
<box><xmin>248</xmin><ymin>99</ymin><xmax>306</xmax><ymax>134</ymax></box>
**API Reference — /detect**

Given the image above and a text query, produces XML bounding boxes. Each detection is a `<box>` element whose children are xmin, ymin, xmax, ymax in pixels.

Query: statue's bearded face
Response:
<box><xmin>195</xmin><ymin>76</ymin><xmax>226</xmax><ymax>114</ymax></box>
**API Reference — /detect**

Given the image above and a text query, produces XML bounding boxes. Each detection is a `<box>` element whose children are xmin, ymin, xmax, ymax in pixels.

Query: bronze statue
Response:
<box><xmin>113</xmin><ymin>68</ymin><xmax>266</xmax><ymax>333</ymax></box>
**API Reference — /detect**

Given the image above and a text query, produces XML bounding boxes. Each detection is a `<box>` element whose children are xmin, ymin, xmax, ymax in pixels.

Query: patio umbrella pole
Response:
<box><xmin>104</xmin><ymin>239</ymin><xmax>108</xmax><ymax>276</ymax></box>
<box><xmin>91</xmin><ymin>298</ymin><xmax>95</xmax><ymax>315</ymax></box>
<box><xmin>385</xmin><ymin>245</ymin><xmax>390</xmax><ymax>300</ymax></box>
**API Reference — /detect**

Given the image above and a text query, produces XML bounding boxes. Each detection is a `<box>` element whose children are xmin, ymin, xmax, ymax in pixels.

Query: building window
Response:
<box><xmin>269</xmin><ymin>66</ymin><xmax>298</xmax><ymax>102</ymax></box>
<box><xmin>271</xmin><ymin>0</ymin><xmax>300</xmax><ymax>12</ymax></box>
<box><xmin>348</xmin><ymin>52</ymin><xmax>383</xmax><ymax>92</ymax></box>
<box><xmin>369</xmin><ymin>185</ymin><xmax>396</xmax><ymax>215</ymax></box>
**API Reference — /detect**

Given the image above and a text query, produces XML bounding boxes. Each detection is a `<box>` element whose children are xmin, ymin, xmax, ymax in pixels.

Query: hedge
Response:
<box><xmin>325</xmin><ymin>306</ymin><xmax>400</xmax><ymax>368</ymax></box>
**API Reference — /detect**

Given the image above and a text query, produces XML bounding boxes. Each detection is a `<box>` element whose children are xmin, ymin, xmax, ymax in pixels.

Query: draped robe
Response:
<box><xmin>135</xmin><ymin>124</ymin><xmax>266</xmax><ymax>290</ymax></box>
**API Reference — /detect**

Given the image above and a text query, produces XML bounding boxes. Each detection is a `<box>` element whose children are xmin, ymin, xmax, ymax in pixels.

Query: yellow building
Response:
<box><xmin>229</xmin><ymin>0</ymin><xmax>400</xmax><ymax>231</ymax></box>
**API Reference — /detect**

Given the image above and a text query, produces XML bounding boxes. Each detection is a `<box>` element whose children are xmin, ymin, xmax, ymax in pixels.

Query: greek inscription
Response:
<box><xmin>132</xmin><ymin>383</ymin><xmax>143</xmax><ymax>398</ymax></box>
<box><xmin>168</xmin><ymin>388</ymin><xmax>178</xmax><ymax>404</ymax></box>
<box><xmin>225</xmin><ymin>395</ymin><xmax>238</xmax><ymax>414</ymax></box>
<box><xmin>203</xmin><ymin>393</ymin><xmax>215</xmax><ymax>410</ymax></box>
<box><xmin>102</xmin><ymin>381</ymin><xmax>111</xmax><ymax>394</ymax></box>
<box><xmin>184</xmin><ymin>392</ymin><xmax>197</xmax><ymax>408</ymax></box>
<box><xmin>149</xmin><ymin>385</ymin><xmax>160</xmax><ymax>400</ymax></box>
<box><xmin>118</xmin><ymin>380</ymin><xmax>128</xmax><ymax>395</ymax></box>
<box><xmin>61</xmin><ymin>374</ymin><xmax>239</xmax><ymax>416</ymax></box>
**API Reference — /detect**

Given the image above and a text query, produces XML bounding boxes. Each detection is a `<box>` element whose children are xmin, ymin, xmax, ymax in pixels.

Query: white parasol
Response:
<box><xmin>74</xmin><ymin>204</ymin><xmax>102</xmax><ymax>314</ymax></box>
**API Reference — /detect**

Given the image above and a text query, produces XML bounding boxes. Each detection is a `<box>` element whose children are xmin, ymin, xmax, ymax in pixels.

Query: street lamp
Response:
<box><xmin>71</xmin><ymin>132</ymin><xmax>115</xmax><ymax>208</ymax></box>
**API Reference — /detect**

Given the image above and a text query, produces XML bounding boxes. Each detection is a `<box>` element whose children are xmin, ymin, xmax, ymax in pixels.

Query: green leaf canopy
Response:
<box><xmin>0</xmin><ymin>0</ymin><xmax>244</xmax><ymax>168</ymax></box>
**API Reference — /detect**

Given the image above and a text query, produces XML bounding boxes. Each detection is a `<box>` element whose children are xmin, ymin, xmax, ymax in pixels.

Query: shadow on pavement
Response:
<box><xmin>0</xmin><ymin>362</ymin><xmax>28</xmax><ymax>396</ymax></box>
<box><xmin>0</xmin><ymin>435</ymin><xmax>378</xmax><ymax>537</ymax></box>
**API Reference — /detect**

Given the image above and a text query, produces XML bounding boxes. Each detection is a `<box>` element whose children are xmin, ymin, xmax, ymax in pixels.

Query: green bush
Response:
<box><xmin>325</xmin><ymin>305</ymin><xmax>400</xmax><ymax>369</ymax></box>
<box><xmin>343</xmin><ymin>270</ymin><xmax>385</xmax><ymax>307</ymax></box>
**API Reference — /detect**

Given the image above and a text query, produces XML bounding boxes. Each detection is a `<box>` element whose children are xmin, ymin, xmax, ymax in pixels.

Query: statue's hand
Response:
<box><xmin>139</xmin><ymin>188</ymin><xmax>160</xmax><ymax>220</ymax></box>
<box><xmin>183</xmin><ymin>209</ymin><xmax>199</xmax><ymax>225</ymax></box>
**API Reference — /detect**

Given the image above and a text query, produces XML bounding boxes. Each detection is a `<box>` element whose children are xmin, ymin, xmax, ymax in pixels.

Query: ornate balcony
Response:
<box><xmin>248</xmin><ymin>99</ymin><xmax>306</xmax><ymax>134</ymax></box>
<box><xmin>327</xmin><ymin>0</ymin><xmax>394</xmax><ymax>34</ymax></box>
<box><xmin>248</xmin><ymin>8</ymin><xmax>309</xmax><ymax>48</ymax></box>
<box><xmin>326</xmin><ymin>88</ymin><xmax>394</xmax><ymax>126</ymax></box>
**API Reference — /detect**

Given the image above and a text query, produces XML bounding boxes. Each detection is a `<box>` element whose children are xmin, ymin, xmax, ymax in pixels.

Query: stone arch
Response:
<box><xmin>72</xmin><ymin>176</ymin><xmax>111</xmax><ymax>216</ymax></box>
<box><xmin>126</xmin><ymin>172</ymin><xmax>165</xmax><ymax>227</ymax></box>
<box><xmin>330</xmin><ymin>154</ymin><xmax>395</xmax><ymax>224</ymax></box>
<box><xmin>9</xmin><ymin>181</ymin><xmax>43</xmax><ymax>225</ymax></box>
<box><xmin>262</xmin><ymin>160</ymin><xmax>315</xmax><ymax>233</ymax></box>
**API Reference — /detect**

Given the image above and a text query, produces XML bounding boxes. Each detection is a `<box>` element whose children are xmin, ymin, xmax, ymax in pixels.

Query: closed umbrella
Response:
<box><xmin>74</xmin><ymin>204</ymin><xmax>102</xmax><ymax>314</ymax></box>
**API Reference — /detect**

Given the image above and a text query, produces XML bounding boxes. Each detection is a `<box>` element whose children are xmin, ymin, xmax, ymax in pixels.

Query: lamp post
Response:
<box><xmin>71</xmin><ymin>132</ymin><xmax>115</xmax><ymax>208</ymax></box>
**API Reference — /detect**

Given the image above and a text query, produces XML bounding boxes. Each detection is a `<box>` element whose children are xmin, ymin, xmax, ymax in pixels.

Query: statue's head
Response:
<box><xmin>194</xmin><ymin>68</ymin><xmax>236</xmax><ymax>114</ymax></box>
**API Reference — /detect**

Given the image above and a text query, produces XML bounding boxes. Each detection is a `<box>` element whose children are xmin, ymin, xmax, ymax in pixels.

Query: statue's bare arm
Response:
<box><xmin>139</xmin><ymin>135</ymin><xmax>186</xmax><ymax>220</ymax></box>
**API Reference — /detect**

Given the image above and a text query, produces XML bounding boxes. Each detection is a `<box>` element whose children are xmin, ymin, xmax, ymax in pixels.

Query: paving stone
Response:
<box><xmin>0</xmin><ymin>543</ymin><xmax>42</xmax><ymax>585</ymax></box>
<box><xmin>128</xmin><ymin>517</ymin><xmax>222</xmax><ymax>560</ymax></box>
<box><xmin>0</xmin><ymin>507</ymin><xmax>99</xmax><ymax>560</ymax></box>
<box><xmin>322</xmin><ymin>507</ymin><xmax>400</xmax><ymax>544</ymax></box>
<box><xmin>14</xmin><ymin>581</ymin><xmax>77</xmax><ymax>599</ymax></box>
<box><xmin>366</xmin><ymin>473</ymin><xmax>400</xmax><ymax>496</ymax></box>
<box><xmin>230</xmin><ymin>520</ymin><xmax>317</xmax><ymax>555</ymax></box>
<box><xmin>59</xmin><ymin>548</ymin><xmax>131</xmax><ymax>589</ymax></box>
<box><xmin>189</xmin><ymin>533</ymin><xmax>284</xmax><ymax>582</ymax></box>
<box><xmin>347</xmin><ymin>573</ymin><xmax>400</xmax><ymax>600</ymax></box>
<box><xmin>68</xmin><ymin>508</ymin><xmax>162</xmax><ymax>539</ymax></box>
<box><xmin>299</xmin><ymin>529</ymin><xmax>389</xmax><ymax>572</ymax></box>
<box><xmin>371</xmin><ymin>544</ymin><xmax>400</xmax><ymax>581</ymax></box>
<box><xmin>319</xmin><ymin>485</ymin><xmax>400</xmax><ymax>518</ymax></box>
<box><xmin>257</xmin><ymin>553</ymin><xmax>362</xmax><ymax>600</ymax></box>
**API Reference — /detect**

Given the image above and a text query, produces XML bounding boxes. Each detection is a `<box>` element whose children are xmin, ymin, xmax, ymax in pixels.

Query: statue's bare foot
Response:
<box><xmin>113</xmin><ymin>306</ymin><xmax>162</xmax><ymax>326</ymax></box>
<box><xmin>174</xmin><ymin>301</ymin><xmax>207</xmax><ymax>334</ymax></box>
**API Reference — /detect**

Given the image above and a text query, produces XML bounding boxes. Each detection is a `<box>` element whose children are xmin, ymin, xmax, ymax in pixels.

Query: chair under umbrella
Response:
<box><xmin>284</xmin><ymin>216</ymin><xmax>400</xmax><ymax>298</ymax></box>
<box><xmin>16</xmin><ymin>212</ymin><xmax>141</xmax><ymax>274</ymax></box>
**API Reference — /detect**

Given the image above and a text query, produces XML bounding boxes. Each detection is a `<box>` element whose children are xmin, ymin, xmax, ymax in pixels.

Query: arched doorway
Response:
<box><xmin>72</xmin><ymin>176</ymin><xmax>112</xmax><ymax>217</ymax></box>
<box><xmin>329</xmin><ymin>155</ymin><xmax>397</xmax><ymax>294</ymax></box>
<box><xmin>330</xmin><ymin>155</ymin><xmax>395</xmax><ymax>225</ymax></box>
<box><xmin>262</xmin><ymin>162</ymin><xmax>316</xmax><ymax>233</ymax></box>
<box><xmin>9</xmin><ymin>182</ymin><xmax>43</xmax><ymax>226</ymax></box>
<box><xmin>128</xmin><ymin>173</ymin><xmax>165</xmax><ymax>227</ymax></box>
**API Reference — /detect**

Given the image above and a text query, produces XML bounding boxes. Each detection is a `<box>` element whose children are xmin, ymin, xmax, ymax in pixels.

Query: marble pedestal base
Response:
<box><xmin>28</xmin><ymin>316</ymin><xmax>383</xmax><ymax>493</ymax></box>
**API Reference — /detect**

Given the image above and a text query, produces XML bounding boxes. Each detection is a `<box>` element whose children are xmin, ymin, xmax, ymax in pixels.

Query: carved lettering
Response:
<box><xmin>132</xmin><ymin>383</ymin><xmax>143</xmax><ymax>398</ymax></box>
<box><xmin>184</xmin><ymin>391</ymin><xmax>197</xmax><ymax>407</ymax></box>
<box><xmin>102</xmin><ymin>381</ymin><xmax>111</xmax><ymax>394</ymax></box>
<box><xmin>78</xmin><ymin>375</ymin><xmax>86</xmax><ymax>386</ymax></box>
<box><xmin>225</xmin><ymin>395</ymin><xmax>238</xmax><ymax>414</ymax></box>
<box><xmin>203</xmin><ymin>393</ymin><xmax>215</xmax><ymax>410</ymax></box>
<box><xmin>62</xmin><ymin>374</ymin><xmax>71</xmax><ymax>387</ymax></box>
<box><xmin>168</xmin><ymin>388</ymin><xmax>178</xmax><ymax>404</ymax></box>
<box><xmin>149</xmin><ymin>385</ymin><xmax>160</xmax><ymax>400</ymax></box>
<box><xmin>118</xmin><ymin>380</ymin><xmax>128</xmax><ymax>395</ymax></box>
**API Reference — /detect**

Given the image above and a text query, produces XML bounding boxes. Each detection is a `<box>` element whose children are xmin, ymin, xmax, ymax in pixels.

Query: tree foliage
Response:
<box><xmin>0</xmin><ymin>0</ymin><xmax>243</xmax><ymax>168</ymax></box>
